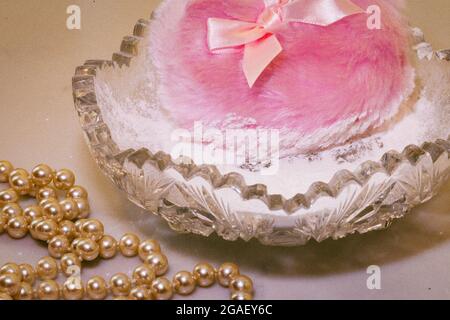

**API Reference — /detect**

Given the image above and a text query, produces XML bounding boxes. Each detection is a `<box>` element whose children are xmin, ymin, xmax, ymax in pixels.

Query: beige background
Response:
<box><xmin>0</xmin><ymin>0</ymin><xmax>449</xmax><ymax>299</ymax></box>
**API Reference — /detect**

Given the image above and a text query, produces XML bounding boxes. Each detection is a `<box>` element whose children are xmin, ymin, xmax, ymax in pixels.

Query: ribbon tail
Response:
<box><xmin>243</xmin><ymin>34</ymin><xmax>283</xmax><ymax>87</ymax></box>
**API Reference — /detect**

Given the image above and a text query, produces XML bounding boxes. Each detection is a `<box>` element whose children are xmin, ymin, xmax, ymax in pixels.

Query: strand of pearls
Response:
<box><xmin>0</xmin><ymin>160</ymin><xmax>254</xmax><ymax>300</ymax></box>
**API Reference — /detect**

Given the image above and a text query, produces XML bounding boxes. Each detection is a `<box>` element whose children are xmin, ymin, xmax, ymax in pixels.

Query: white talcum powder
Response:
<box><xmin>95</xmin><ymin>31</ymin><xmax>450</xmax><ymax>198</ymax></box>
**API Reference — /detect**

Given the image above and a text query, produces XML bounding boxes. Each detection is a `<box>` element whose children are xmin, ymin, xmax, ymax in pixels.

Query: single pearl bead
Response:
<box><xmin>36</xmin><ymin>256</ymin><xmax>59</xmax><ymax>280</ymax></box>
<box><xmin>193</xmin><ymin>263</ymin><xmax>216</xmax><ymax>288</ymax></box>
<box><xmin>229</xmin><ymin>275</ymin><xmax>253</xmax><ymax>293</ymax></box>
<box><xmin>76</xmin><ymin>238</ymin><xmax>100</xmax><ymax>262</ymax></box>
<box><xmin>73</xmin><ymin>198</ymin><xmax>90</xmax><ymax>219</ymax></box>
<box><xmin>231</xmin><ymin>291</ymin><xmax>253</xmax><ymax>300</ymax></box>
<box><xmin>129</xmin><ymin>285</ymin><xmax>151</xmax><ymax>300</ymax></box>
<box><xmin>62</xmin><ymin>279</ymin><xmax>85</xmax><ymax>300</ymax></box>
<box><xmin>138</xmin><ymin>239</ymin><xmax>161</xmax><ymax>261</ymax></box>
<box><xmin>74</xmin><ymin>219</ymin><xmax>88</xmax><ymax>233</ymax></box>
<box><xmin>0</xmin><ymin>263</ymin><xmax>21</xmax><ymax>278</ymax></box>
<box><xmin>0</xmin><ymin>273</ymin><xmax>20</xmax><ymax>296</ymax></box>
<box><xmin>41</xmin><ymin>199</ymin><xmax>64</xmax><ymax>222</ymax></box>
<box><xmin>19</xmin><ymin>264</ymin><xmax>36</xmax><ymax>285</ymax></box>
<box><xmin>60</xmin><ymin>253</ymin><xmax>81</xmax><ymax>277</ymax></box>
<box><xmin>32</xmin><ymin>219</ymin><xmax>58</xmax><ymax>241</ymax></box>
<box><xmin>6</xmin><ymin>216</ymin><xmax>28</xmax><ymax>239</ymax></box>
<box><xmin>0</xmin><ymin>160</ymin><xmax>13</xmax><ymax>183</ymax></box>
<box><xmin>9</xmin><ymin>173</ymin><xmax>31</xmax><ymax>196</ymax></box>
<box><xmin>37</xmin><ymin>280</ymin><xmax>60</xmax><ymax>300</ymax></box>
<box><xmin>9</xmin><ymin>168</ymin><xmax>28</xmax><ymax>179</ymax></box>
<box><xmin>151</xmin><ymin>277</ymin><xmax>173</xmax><ymax>300</ymax></box>
<box><xmin>0</xmin><ymin>189</ymin><xmax>19</xmax><ymax>206</ymax></box>
<box><xmin>109</xmin><ymin>273</ymin><xmax>131</xmax><ymax>297</ymax></box>
<box><xmin>80</xmin><ymin>219</ymin><xmax>104</xmax><ymax>241</ymax></box>
<box><xmin>99</xmin><ymin>235</ymin><xmax>118</xmax><ymax>259</ymax></box>
<box><xmin>36</xmin><ymin>187</ymin><xmax>58</xmax><ymax>202</ymax></box>
<box><xmin>14</xmin><ymin>282</ymin><xmax>34</xmax><ymax>300</ymax></box>
<box><xmin>173</xmin><ymin>271</ymin><xmax>196</xmax><ymax>295</ymax></box>
<box><xmin>86</xmin><ymin>276</ymin><xmax>108</xmax><ymax>300</ymax></box>
<box><xmin>31</xmin><ymin>164</ymin><xmax>54</xmax><ymax>187</ymax></box>
<box><xmin>132</xmin><ymin>264</ymin><xmax>155</xmax><ymax>286</ymax></box>
<box><xmin>23</xmin><ymin>206</ymin><xmax>43</xmax><ymax>223</ymax></box>
<box><xmin>144</xmin><ymin>252</ymin><xmax>169</xmax><ymax>276</ymax></box>
<box><xmin>217</xmin><ymin>262</ymin><xmax>240</xmax><ymax>287</ymax></box>
<box><xmin>119</xmin><ymin>233</ymin><xmax>140</xmax><ymax>257</ymax></box>
<box><xmin>58</xmin><ymin>220</ymin><xmax>76</xmax><ymax>240</ymax></box>
<box><xmin>1</xmin><ymin>203</ymin><xmax>23</xmax><ymax>220</ymax></box>
<box><xmin>48</xmin><ymin>235</ymin><xmax>70</xmax><ymax>258</ymax></box>
<box><xmin>53</xmin><ymin>169</ymin><xmax>76</xmax><ymax>190</ymax></box>
<box><xmin>66</xmin><ymin>185</ymin><xmax>88</xmax><ymax>199</ymax></box>
<box><xmin>59</xmin><ymin>198</ymin><xmax>80</xmax><ymax>221</ymax></box>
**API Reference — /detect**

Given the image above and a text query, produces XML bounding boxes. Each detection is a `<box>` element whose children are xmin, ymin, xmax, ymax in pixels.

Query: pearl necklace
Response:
<box><xmin>0</xmin><ymin>161</ymin><xmax>254</xmax><ymax>300</ymax></box>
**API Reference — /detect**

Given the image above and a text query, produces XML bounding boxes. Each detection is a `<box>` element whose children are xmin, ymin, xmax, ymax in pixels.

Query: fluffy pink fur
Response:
<box><xmin>150</xmin><ymin>0</ymin><xmax>412</xmax><ymax>152</ymax></box>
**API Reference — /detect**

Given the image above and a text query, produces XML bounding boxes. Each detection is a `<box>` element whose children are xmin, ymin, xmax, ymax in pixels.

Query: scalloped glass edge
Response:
<box><xmin>72</xmin><ymin>18</ymin><xmax>450</xmax><ymax>246</ymax></box>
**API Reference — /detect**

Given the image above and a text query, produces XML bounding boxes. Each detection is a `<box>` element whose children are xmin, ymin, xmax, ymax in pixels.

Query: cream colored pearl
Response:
<box><xmin>0</xmin><ymin>160</ymin><xmax>13</xmax><ymax>183</ymax></box>
<box><xmin>193</xmin><ymin>263</ymin><xmax>216</xmax><ymax>288</ymax></box>
<box><xmin>132</xmin><ymin>264</ymin><xmax>155</xmax><ymax>286</ymax></box>
<box><xmin>76</xmin><ymin>238</ymin><xmax>99</xmax><ymax>262</ymax></box>
<box><xmin>60</xmin><ymin>253</ymin><xmax>81</xmax><ymax>277</ymax></box>
<box><xmin>54</xmin><ymin>169</ymin><xmax>75</xmax><ymax>190</ymax></box>
<box><xmin>36</xmin><ymin>187</ymin><xmax>58</xmax><ymax>202</ymax></box>
<box><xmin>0</xmin><ymin>263</ymin><xmax>21</xmax><ymax>278</ymax></box>
<box><xmin>6</xmin><ymin>216</ymin><xmax>28</xmax><ymax>239</ymax></box>
<box><xmin>23</xmin><ymin>206</ymin><xmax>43</xmax><ymax>223</ymax></box>
<box><xmin>229</xmin><ymin>275</ymin><xmax>253</xmax><ymax>293</ymax></box>
<box><xmin>173</xmin><ymin>271</ymin><xmax>196</xmax><ymax>295</ymax></box>
<box><xmin>0</xmin><ymin>189</ymin><xmax>19</xmax><ymax>206</ymax></box>
<box><xmin>41</xmin><ymin>199</ymin><xmax>64</xmax><ymax>222</ymax></box>
<box><xmin>31</xmin><ymin>164</ymin><xmax>54</xmax><ymax>187</ymax></box>
<box><xmin>66</xmin><ymin>185</ymin><xmax>88</xmax><ymax>199</ymax></box>
<box><xmin>80</xmin><ymin>219</ymin><xmax>104</xmax><ymax>241</ymax></box>
<box><xmin>19</xmin><ymin>264</ymin><xmax>36</xmax><ymax>285</ymax></box>
<box><xmin>74</xmin><ymin>198</ymin><xmax>90</xmax><ymax>219</ymax></box>
<box><xmin>99</xmin><ymin>235</ymin><xmax>117</xmax><ymax>259</ymax></box>
<box><xmin>109</xmin><ymin>273</ymin><xmax>131</xmax><ymax>297</ymax></box>
<box><xmin>138</xmin><ymin>239</ymin><xmax>161</xmax><ymax>261</ymax></box>
<box><xmin>36</xmin><ymin>256</ymin><xmax>59</xmax><ymax>280</ymax></box>
<box><xmin>9</xmin><ymin>173</ymin><xmax>31</xmax><ymax>196</ymax></box>
<box><xmin>86</xmin><ymin>276</ymin><xmax>108</xmax><ymax>300</ymax></box>
<box><xmin>9</xmin><ymin>168</ymin><xmax>28</xmax><ymax>179</ymax></box>
<box><xmin>129</xmin><ymin>285</ymin><xmax>151</xmax><ymax>300</ymax></box>
<box><xmin>217</xmin><ymin>262</ymin><xmax>240</xmax><ymax>287</ymax></box>
<box><xmin>231</xmin><ymin>291</ymin><xmax>253</xmax><ymax>300</ymax></box>
<box><xmin>144</xmin><ymin>252</ymin><xmax>169</xmax><ymax>276</ymax></box>
<box><xmin>151</xmin><ymin>277</ymin><xmax>173</xmax><ymax>300</ymax></box>
<box><xmin>0</xmin><ymin>273</ymin><xmax>20</xmax><ymax>296</ymax></box>
<box><xmin>119</xmin><ymin>233</ymin><xmax>140</xmax><ymax>257</ymax></box>
<box><xmin>0</xmin><ymin>293</ymin><xmax>12</xmax><ymax>300</ymax></box>
<box><xmin>71</xmin><ymin>237</ymin><xmax>82</xmax><ymax>252</ymax></box>
<box><xmin>29</xmin><ymin>217</ymin><xmax>44</xmax><ymax>239</ymax></box>
<box><xmin>62</xmin><ymin>279</ymin><xmax>85</xmax><ymax>300</ymax></box>
<box><xmin>59</xmin><ymin>198</ymin><xmax>80</xmax><ymax>221</ymax></box>
<box><xmin>59</xmin><ymin>220</ymin><xmax>76</xmax><ymax>240</ymax></box>
<box><xmin>14</xmin><ymin>282</ymin><xmax>34</xmax><ymax>300</ymax></box>
<box><xmin>74</xmin><ymin>219</ymin><xmax>88</xmax><ymax>233</ymax></box>
<box><xmin>32</xmin><ymin>219</ymin><xmax>58</xmax><ymax>241</ymax></box>
<box><xmin>1</xmin><ymin>203</ymin><xmax>23</xmax><ymax>220</ymax></box>
<box><xmin>48</xmin><ymin>235</ymin><xmax>70</xmax><ymax>258</ymax></box>
<box><xmin>37</xmin><ymin>280</ymin><xmax>60</xmax><ymax>300</ymax></box>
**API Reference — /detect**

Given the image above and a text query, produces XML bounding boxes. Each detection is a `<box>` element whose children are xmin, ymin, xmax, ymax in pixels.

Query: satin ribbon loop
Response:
<box><xmin>207</xmin><ymin>0</ymin><xmax>364</xmax><ymax>87</ymax></box>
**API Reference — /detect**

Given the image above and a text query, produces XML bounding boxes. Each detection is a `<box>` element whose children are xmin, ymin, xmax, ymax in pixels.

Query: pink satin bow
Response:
<box><xmin>207</xmin><ymin>0</ymin><xmax>364</xmax><ymax>87</ymax></box>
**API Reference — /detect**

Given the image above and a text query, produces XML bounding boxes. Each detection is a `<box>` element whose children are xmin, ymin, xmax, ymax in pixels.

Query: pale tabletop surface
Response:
<box><xmin>0</xmin><ymin>0</ymin><xmax>449</xmax><ymax>300</ymax></box>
